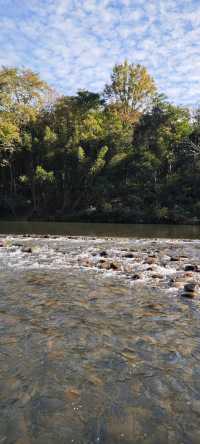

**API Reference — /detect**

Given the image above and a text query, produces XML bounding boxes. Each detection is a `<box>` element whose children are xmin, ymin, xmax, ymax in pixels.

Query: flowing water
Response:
<box><xmin>0</xmin><ymin>224</ymin><xmax>200</xmax><ymax>443</ymax></box>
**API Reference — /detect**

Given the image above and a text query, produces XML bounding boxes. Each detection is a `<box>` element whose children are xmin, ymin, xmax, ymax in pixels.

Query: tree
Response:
<box><xmin>104</xmin><ymin>60</ymin><xmax>156</xmax><ymax>124</ymax></box>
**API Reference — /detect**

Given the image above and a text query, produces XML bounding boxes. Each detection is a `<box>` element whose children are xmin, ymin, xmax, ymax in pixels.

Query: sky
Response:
<box><xmin>0</xmin><ymin>0</ymin><xmax>200</xmax><ymax>106</ymax></box>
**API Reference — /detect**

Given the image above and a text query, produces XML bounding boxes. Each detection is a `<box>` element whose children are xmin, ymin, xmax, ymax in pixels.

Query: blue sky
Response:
<box><xmin>0</xmin><ymin>0</ymin><xmax>200</xmax><ymax>105</ymax></box>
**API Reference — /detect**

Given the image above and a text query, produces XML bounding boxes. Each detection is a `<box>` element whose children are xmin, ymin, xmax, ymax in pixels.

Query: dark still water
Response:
<box><xmin>0</xmin><ymin>221</ymin><xmax>200</xmax><ymax>238</ymax></box>
<box><xmin>1</xmin><ymin>235</ymin><xmax>200</xmax><ymax>443</ymax></box>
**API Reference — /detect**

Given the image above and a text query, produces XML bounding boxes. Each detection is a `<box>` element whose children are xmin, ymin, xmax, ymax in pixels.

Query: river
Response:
<box><xmin>0</xmin><ymin>221</ymin><xmax>200</xmax><ymax>238</ymax></box>
<box><xmin>0</xmin><ymin>223</ymin><xmax>200</xmax><ymax>443</ymax></box>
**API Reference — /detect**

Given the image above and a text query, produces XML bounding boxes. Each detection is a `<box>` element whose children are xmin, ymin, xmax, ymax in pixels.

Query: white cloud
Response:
<box><xmin>0</xmin><ymin>0</ymin><xmax>200</xmax><ymax>105</ymax></box>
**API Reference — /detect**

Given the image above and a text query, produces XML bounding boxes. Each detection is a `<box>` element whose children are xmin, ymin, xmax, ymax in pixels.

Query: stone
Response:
<box><xmin>145</xmin><ymin>257</ymin><xmax>157</xmax><ymax>265</ymax></box>
<box><xmin>109</xmin><ymin>261</ymin><xmax>120</xmax><ymax>270</ymax></box>
<box><xmin>184</xmin><ymin>282</ymin><xmax>196</xmax><ymax>292</ymax></box>
<box><xmin>185</xmin><ymin>265</ymin><xmax>199</xmax><ymax>272</ymax></box>
<box><xmin>131</xmin><ymin>274</ymin><xmax>141</xmax><ymax>280</ymax></box>
<box><xmin>21</xmin><ymin>247</ymin><xmax>32</xmax><ymax>253</ymax></box>
<box><xmin>123</xmin><ymin>253</ymin><xmax>134</xmax><ymax>258</ymax></box>
<box><xmin>184</xmin><ymin>272</ymin><xmax>193</xmax><ymax>277</ymax></box>
<box><xmin>99</xmin><ymin>260</ymin><xmax>120</xmax><ymax>271</ymax></box>
<box><xmin>181</xmin><ymin>292</ymin><xmax>198</xmax><ymax>299</ymax></box>
<box><xmin>99</xmin><ymin>251</ymin><xmax>108</xmax><ymax>257</ymax></box>
<box><xmin>151</xmin><ymin>274</ymin><xmax>163</xmax><ymax>279</ymax></box>
<box><xmin>98</xmin><ymin>261</ymin><xmax>110</xmax><ymax>270</ymax></box>
<box><xmin>79</xmin><ymin>258</ymin><xmax>93</xmax><ymax>267</ymax></box>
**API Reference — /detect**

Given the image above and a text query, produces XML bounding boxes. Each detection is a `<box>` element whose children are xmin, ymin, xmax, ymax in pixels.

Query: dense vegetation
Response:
<box><xmin>0</xmin><ymin>61</ymin><xmax>200</xmax><ymax>223</ymax></box>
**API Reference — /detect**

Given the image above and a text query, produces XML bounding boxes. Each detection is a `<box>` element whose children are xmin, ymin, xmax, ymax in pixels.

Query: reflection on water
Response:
<box><xmin>0</xmin><ymin>220</ymin><xmax>200</xmax><ymax>238</ymax></box>
<box><xmin>0</xmin><ymin>236</ymin><xmax>200</xmax><ymax>443</ymax></box>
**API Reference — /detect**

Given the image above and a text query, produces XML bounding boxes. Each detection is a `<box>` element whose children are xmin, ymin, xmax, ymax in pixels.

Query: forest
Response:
<box><xmin>0</xmin><ymin>60</ymin><xmax>200</xmax><ymax>224</ymax></box>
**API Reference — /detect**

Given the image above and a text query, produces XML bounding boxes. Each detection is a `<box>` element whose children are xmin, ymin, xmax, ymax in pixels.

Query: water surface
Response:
<box><xmin>0</xmin><ymin>235</ymin><xmax>200</xmax><ymax>443</ymax></box>
<box><xmin>0</xmin><ymin>221</ymin><xmax>200</xmax><ymax>238</ymax></box>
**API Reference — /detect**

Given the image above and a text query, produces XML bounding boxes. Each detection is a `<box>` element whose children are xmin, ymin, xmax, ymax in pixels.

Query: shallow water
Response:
<box><xmin>1</xmin><ymin>236</ymin><xmax>200</xmax><ymax>443</ymax></box>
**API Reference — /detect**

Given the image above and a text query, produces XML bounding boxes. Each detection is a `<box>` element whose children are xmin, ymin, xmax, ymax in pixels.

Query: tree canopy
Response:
<box><xmin>0</xmin><ymin>61</ymin><xmax>199</xmax><ymax>223</ymax></box>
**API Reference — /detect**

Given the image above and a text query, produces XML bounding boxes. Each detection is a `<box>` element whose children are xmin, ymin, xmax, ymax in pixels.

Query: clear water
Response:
<box><xmin>0</xmin><ymin>231</ymin><xmax>200</xmax><ymax>443</ymax></box>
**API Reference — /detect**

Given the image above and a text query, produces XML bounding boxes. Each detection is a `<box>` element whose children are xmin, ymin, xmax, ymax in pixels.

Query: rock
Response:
<box><xmin>170</xmin><ymin>257</ymin><xmax>180</xmax><ymax>262</ymax></box>
<box><xmin>145</xmin><ymin>257</ymin><xmax>157</xmax><ymax>265</ymax></box>
<box><xmin>99</xmin><ymin>260</ymin><xmax>120</xmax><ymax>271</ymax></box>
<box><xmin>21</xmin><ymin>247</ymin><xmax>32</xmax><ymax>253</ymax></box>
<box><xmin>184</xmin><ymin>282</ymin><xmax>196</xmax><ymax>292</ymax></box>
<box><xmin>64</xmin><ymin>386</ymin><xmax>80</xmax><ymax>400</ymax></box>
<box><xmin>109</xmin><ymin>261</ymin><xmax>120</xmax><ymax>270</ymax></box>
<box><xmin>185</xmin><ymin>265</ymin><xmax>199</xmax><ymax>272</ymax></box>
<box><xmin>123</xmin><ymin>253</ymin><xmax>134</xmax><ymax>258</ymax></box>
<box><xmin>181</xmin><ymin>292</ymin><xmax>198</xmax><ymax>299</ymax></box>
<box><xmin>184</xmin><ymin>272</ymin><xmax>193</xmax><ymax>277</ymax></box>
<box><xmin>170</xmin><ymin>277</ymin><xmax>186</xmax><ymax>288</ymax></box>
<box><xmin>98</xmin><ymin>260</ymin><xmax>110</xmax><ymax>270</ymax></box>
<box><xmin>79</xmin><ymin>258</ymin><xmax>93</xmax><ymax>267</ymax></box>
<box><xmin>151</xmin><ymin>274</ymin><xmax>163</xmax><ymax>279</ymax></box>
<box><xmin>99</xmin><ymin>251</ymin><xmax>108</xmax><ymax>257</ymax></box>
<box><xmin>131</xmin><ymin>274</ymin><xmax>141</xmax><ymax>280</ymax></box>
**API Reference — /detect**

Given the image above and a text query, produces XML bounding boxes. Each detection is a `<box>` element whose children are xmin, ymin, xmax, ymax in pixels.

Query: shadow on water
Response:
<box><xmin>0</xmin><ymin>221</ymin><xmax>200</xmax><ymax>238</ymax></box>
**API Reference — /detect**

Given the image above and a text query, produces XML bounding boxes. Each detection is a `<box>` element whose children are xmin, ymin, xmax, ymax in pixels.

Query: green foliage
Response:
<box><xmin>104</xmin><ymin>60</ymin><xmax>156</xmax><ymax>124</ymax></box>
<box><xmin>34</xmin><ymin>166</ymin><xmax>55</xmax><ymax>184</ymax></box>
<box><xmin>0</xmin><ymin>61</ymin><xmax>199</xmax><ymax>223</ymax></box>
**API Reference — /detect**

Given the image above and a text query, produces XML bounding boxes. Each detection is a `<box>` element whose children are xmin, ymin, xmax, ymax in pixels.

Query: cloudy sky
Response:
<box><xmin>0</xmin><ymin>0</ymin><xmax>200</xmax><ymax>105</ymax></box>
